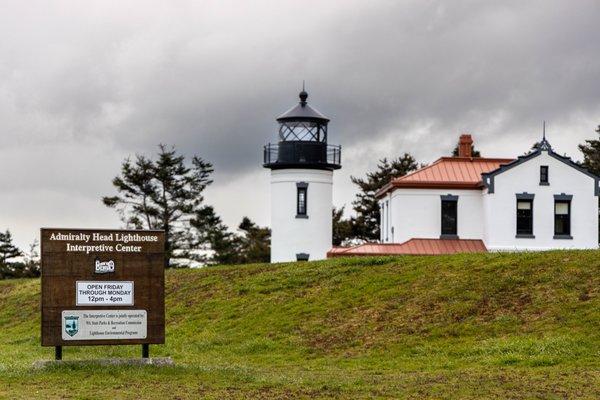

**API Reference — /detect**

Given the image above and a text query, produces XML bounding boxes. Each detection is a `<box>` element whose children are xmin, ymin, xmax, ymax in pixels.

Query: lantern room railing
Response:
<box><xmin>263</xmin><ymin>142</ymin><xmax>341</xmax><ymax>170</ymax></box>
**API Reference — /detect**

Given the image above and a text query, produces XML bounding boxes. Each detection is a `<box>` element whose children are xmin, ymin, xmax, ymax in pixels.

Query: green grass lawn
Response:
<box><xmin>0</xmin><ymin>251</ymin><xmax>599</xmax><ymax>399</ymax></box>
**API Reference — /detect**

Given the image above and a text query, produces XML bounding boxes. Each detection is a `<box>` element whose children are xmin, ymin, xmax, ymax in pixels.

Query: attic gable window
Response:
<box><xmin>540</xmin><ymin>166</ymin><xmax>549</xmax><ymax>185</ymax></box>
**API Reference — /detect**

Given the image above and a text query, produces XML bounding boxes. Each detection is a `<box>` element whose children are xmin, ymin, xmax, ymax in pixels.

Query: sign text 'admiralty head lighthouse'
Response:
<box><xmin>41</xmin><ymin>228</ymin><xmax>165</xmax><ymax>360</ymax></box>
<box><xmin>263</xmin><ymin>88</ymin><xmax>341</xmax><ymax>263</ymax></box>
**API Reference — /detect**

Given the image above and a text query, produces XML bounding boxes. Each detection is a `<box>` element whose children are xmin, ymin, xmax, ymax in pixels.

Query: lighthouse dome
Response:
<box><xmin>276</xmin><ymin>90</ymin><xmax>330</xmax><ymax>122</ymax></box>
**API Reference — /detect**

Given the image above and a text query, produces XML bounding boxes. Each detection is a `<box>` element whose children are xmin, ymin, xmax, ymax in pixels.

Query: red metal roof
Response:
<box><xmin>328</xmin><ymin>246</ymin><xmax>351</xmax><ymax>255</ymax></box>
<box><xmin>327</xmin><ymin>238</ymin><xmax>487</xmax><ymax>257</ymax></box>
<box><xmin>377</xmin><ymin>157</ymin><xmax>514</xmax><ymax>196</ymax></box>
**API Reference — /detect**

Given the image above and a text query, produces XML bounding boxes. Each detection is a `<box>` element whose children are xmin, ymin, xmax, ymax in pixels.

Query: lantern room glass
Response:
<box><xmin>279</xmin><ymin>121</ymin><xmax>327</xmax><ymax>142</ymax></box>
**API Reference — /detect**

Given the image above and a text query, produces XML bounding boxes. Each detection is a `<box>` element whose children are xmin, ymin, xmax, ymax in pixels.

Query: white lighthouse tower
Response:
<box><xmin>263</xmin><ymin>88</ymin><xmax>342</xmax><ymax>262</ymax></box>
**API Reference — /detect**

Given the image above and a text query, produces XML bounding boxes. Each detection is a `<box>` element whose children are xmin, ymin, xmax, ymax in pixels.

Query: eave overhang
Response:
<box><xmin>376</xmin><ymin>181</ymin><xmax>484</xmax><ymax>198</ymax></box>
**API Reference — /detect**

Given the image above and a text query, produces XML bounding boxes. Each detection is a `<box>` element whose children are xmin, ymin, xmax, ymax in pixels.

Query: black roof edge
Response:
<box><xmin>481</xmin><ymin>148</ymin><xmax>600</xmax><ymax>196</ymax></box>
<box><xmin>547</xmin><ymin>151</ymin><xmax>598</xmax><ymax>179</ymax></box>
<box><xmin>263</xmin><ymin>162</ymin><xmax>341</xmax><ymax>171</ymax></box>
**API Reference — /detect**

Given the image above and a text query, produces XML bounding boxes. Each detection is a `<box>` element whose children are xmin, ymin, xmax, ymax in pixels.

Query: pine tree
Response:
<box><xmin>107</xmin><ymin>155</ymin><xmax>158</xmax><ymax>228</ymax></box>
<box><xmin>0</xmin><ymin>230</ymin><xmax>23</xmax><ymax>279</ymax></box>
<box><xmin>191</xmin><ymin>212</ymin><xmax>270</xmax><ymax>265</ymax></box>
<box><xmin>21</xmin><ymin>240</ymin><xmax>40</xmax><ymax>277</ymax></box>
<box><xmin>103</xmin><ymin>145</ymin><xmax>214</xmax><ymax>268</ymax></box>
<box><xmin>236</xmin><ymin>217</ymin><xmax>270</xmax><ymax>264</ymax></box>
<box><xmin>579</xmin><ymin>125</ymin><xmax>600</xmax><ymax>176</ymax></box>
<box><xmin>350</xmin><ymin>154</ymin><xmax>419</xmax><ymax>241</ymax></box>
<box><xmin>190</xmin><ymin>205</ymin><xmax>239</xmax><ymax>265</ymax></box>
<box><xmin>8</xmin><ymin>240</ymin><xmax>40</xmax><ymax>279</ymax></box>
<box><xmin>332</xmin><ymin>207</ymin><xmax>352</xmax><ymax>246</ymax></box>
<box><xmin>0</xmin><ymin>230</ymin><xmax>22</xmax><ymax>265</ymax></box>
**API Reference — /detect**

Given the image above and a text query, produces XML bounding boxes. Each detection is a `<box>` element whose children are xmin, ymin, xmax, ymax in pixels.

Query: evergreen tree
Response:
<box><xmin>190</xmin><ymin>205</ymin><xmax>239</xmax><ymax>265</ymax></box>
<box><xmin>0</xmin><ymin>230</ymin><xmax>23</xmax><ymax>279</ymax></box>
<box><xmin>350</xmin><ymin>154</ymin><xmax>419</xmax><ymax>241</ymax></box>
<box><xmin>21</xmin><ymin>240</ymin><xmax>41</xmax><ymax>277</ymax></box>
<box><xmin>236</xmin><ymin>217</ymin><xmax>270</xmax><ymax>264</ymax></box>
<box><xmin>9</xmin><ymin>240</ymin><xmax>40</xmax><ymax>279</ymax></box>
<box><xmin>0</xmin><ymin>230</ymin><xmax>22</xmax><ymax>265</ymax></box>
<box><xmin>191</xmin><ymin>211</ymin><xmax>270</xmax><ymax>265</ymax></box>
<box><xmin>578</xmin><ymin>125</ymin><xmax>600</xmax><ymax>176</ymax></box>
<box><xmin>103</xmin><ymin>145</ymin><xmax>214</xmax><ymax>268</ymax></box>
<box><xmin>332</xmin><ymin>206</ymin><xmax>352</xmax><ymax>246</ymax></box>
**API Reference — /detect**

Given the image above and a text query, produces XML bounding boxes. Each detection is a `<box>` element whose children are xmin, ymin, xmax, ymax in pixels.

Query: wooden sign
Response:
<box><xmin>41</xmin><ymin>228</ymin><xmax>165</xmax><ymax>348</ymax></box>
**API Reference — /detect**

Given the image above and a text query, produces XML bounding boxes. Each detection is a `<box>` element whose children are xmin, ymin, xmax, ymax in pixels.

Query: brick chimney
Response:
<box><xmin>458</xmin><ymin>134</ymin><xmax>473</xmax><ymax>158</ymax></box>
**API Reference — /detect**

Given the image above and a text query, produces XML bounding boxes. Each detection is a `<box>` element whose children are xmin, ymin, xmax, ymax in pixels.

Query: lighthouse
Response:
<box><xmin>263</xmin><ymin>88</ymin><xmax>342</xmax><ymax>262</ymax></box>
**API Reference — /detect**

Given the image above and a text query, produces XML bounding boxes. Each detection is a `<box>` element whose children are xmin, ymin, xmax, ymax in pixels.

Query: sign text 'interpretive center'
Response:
<box><xmin>48</xmin><ymin>232</ymin><xmax>160</xmax><ymax>254</ymax></box>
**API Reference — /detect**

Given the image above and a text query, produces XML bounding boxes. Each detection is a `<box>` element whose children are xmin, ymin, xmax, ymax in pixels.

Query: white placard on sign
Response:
<box><xmin>76</xmin><ymin>281</ymin><xmax>134</xmax><ymax>306</ymax></box>
<box><xmin>62</xmin><ymin>310</ymin><xmax>147</xmax><ymax>341</ymax></box>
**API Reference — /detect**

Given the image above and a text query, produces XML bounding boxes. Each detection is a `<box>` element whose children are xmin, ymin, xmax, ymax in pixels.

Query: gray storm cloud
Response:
<box><xmin>0</xmin><ymin>0</ymin><xmax>599</xmax><ymax>248</ymax></box>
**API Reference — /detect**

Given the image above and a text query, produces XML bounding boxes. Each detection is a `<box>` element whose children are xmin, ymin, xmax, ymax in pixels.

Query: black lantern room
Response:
<box><xmin>263</xmin><ymin>89</ymin><xmax>341</xmax><ymax>170</ymax></box>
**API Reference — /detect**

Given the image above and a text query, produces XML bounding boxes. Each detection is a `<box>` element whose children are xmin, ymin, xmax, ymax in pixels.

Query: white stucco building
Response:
<box><xmin>368</xmin><ymin>134</ymin><xmax>599</xmax><ymax>255</ymax></box>
<box><xmin>263</xmin><ymin>89</ymin><xmax>341</xmax><ymax>262</ymax></box>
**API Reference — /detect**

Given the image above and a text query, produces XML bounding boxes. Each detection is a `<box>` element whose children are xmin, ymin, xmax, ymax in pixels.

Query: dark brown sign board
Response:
<box><xmin>41</xmin><ymin>228</ymin><xmax>165</xmax><ymax>349</ymax></box>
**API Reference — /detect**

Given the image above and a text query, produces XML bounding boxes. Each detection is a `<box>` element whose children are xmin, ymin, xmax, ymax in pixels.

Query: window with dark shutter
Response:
<box><xmin>554</xmin><ymin>200</ymin><xmax>571</xmax><ymax>237</ymax></box>
<box><xmin>297</xmin><ymin>187</ymin><xmax>307</xmax><ymax>216</ymax></box>
<box><xmin>441</xmin><ymin>200</ymin><xmax>457</xmax><ymax>236</ymax></box>
<box><xmin>516</xmin><ymin>200</ymin><xmax>533</xmax><ymax>236</ymax></box>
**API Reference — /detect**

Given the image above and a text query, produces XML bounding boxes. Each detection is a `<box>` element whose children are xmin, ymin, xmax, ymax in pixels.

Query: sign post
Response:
<box><xmin>41</xmin><ymin>228</ymin><xmax>165</xmax><ymax>361</ymax></box>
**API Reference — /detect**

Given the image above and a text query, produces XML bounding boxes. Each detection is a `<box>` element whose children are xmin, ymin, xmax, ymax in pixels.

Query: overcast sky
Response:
<box><xmin>1</xmin><ymin>0</ymin><xmax>599</xmax><ymax>249</ymax></box>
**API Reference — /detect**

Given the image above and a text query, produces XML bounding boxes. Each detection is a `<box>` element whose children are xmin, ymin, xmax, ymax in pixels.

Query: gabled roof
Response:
<box><xmin>482</xmin><ymin>144</ymin><xmax>600</xmax><ymax>196</ymax></box>
<box><xmin>327</xmin><ymin>238</ymin><xmax>487</xmax><ymax>257</ymax></box>
<box><xmin>376</xmin><ymin>157</ymin><xmax>514</xmax><ymax>197</ymax></box>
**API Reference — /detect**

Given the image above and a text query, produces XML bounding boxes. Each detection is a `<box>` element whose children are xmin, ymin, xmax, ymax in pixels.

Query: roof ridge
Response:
<box><xmin>396</xmin><ymin>157</ymin><xmax>515</xmax><ymax>182</ymax></box>
<box><xmin>409</xmin><ymin>238</ymin><xmax>485</xmax><ymax>242</ymax></box>
<box><xmin>438</xmin><ymin>156</ymin><xmax>515</xmax><ymax>162</ymax></box>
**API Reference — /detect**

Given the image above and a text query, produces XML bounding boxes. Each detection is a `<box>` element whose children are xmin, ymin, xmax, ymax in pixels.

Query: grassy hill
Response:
<box><xmin>0</xmin><ymin>251</ymin><xmax>599</xmax><ymax>399</ymax></box>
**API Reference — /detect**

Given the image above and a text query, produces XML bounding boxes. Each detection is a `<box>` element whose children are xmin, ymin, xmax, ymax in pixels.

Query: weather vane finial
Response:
<box><xmin>543</xmin><ymin>120</ymin><xmax>546</xmax><ymax>141</ymax></box>
<box><xmin>539</xmin><ymin>120</ymin><xmax>552</xmax><ymax>151</ymax></box>
<box><xmin>299</xmin><ymin>80</ymin><xmax>308</xmax><ymax>105</ymax></box>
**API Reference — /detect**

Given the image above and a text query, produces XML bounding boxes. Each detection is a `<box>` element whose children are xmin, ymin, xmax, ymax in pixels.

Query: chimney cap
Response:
<box><xmin>459</xmin><ymin>133</ymin><xmax>473</xmax><ymax>143</ymax></box>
